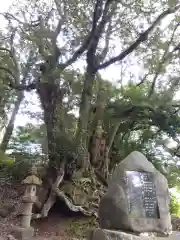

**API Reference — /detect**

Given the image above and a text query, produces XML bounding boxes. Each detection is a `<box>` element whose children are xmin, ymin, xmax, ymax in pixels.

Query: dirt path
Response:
<box><xmin>0</xmin><ymin>184</ymin><xmax>70</xmax><ymax>239</ymax></box>
<box><xmin>1</xmin><ymin>213</ymin><xmax>180</xmax><ymax>240</ymax></box>
<box><xmin>32</xmin><ymin>214</ymin><xmax>84</xmax><ymax>239</ymax></box>
<box><xmin>0</xmin><ymin>213</ymin><xmax>91</xmax><ymax>239</ymax></box>
<box><xmin>0</xmin><ymin>210</ymin><xmax>93</xmax><ymax>240</ymax></box>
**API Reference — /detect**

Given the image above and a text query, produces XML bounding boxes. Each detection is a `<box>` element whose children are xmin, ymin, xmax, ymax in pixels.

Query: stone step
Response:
<box><xmin>159</xmin><ymin>232</ymin><xmax>180</xmax><ymax>239</ymax></box>
<box><xmin>88</xmin><ymin>229</ymin><xmax>180</xmax><ymax>240</ymax></box>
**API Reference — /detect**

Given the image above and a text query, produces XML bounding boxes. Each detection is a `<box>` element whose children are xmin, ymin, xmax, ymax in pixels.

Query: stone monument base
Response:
<box><xmin>88</xmin><ymin>228</ymin><xmax>178</xmax><ymax>240</ymax></box>
<box><xmin>11</xmin><ymin>226</ymin><xmax>34</xmax><ymax>240</ymax></box>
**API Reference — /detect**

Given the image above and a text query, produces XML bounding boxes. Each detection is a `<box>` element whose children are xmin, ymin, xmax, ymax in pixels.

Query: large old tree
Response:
<box><xmin>0</xmin><ymin>0</ymin><xmax>180</xmax><ymax>216</ymax></box>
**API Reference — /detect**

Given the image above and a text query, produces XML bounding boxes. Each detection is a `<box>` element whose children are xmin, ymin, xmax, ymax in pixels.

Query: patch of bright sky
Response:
<box><xmin>0</xmin><ymin>0</ymin><xmax>143</xmax><ymax>129</ymax></box>
<box><xmin>0</xmin><ymin>0</ymin><xmax>180</xmax><ymax>129</ymax></box>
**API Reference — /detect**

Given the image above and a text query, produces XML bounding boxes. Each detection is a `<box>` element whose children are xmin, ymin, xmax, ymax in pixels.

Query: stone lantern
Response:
<box><xmin>11</xmin><ymin>165</ymin><xmax>42</xmax><ymax>240</ymax></box>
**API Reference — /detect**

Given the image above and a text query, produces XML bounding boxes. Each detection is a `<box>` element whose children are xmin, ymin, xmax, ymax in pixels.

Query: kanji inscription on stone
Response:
<box><xmin>126</xmin><ymin>171</ymin><xmax>160</xmax><ymax>218</ymax></box>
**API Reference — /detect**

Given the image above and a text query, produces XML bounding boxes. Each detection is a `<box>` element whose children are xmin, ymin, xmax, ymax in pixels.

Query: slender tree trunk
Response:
<box><xmin>0</xmin><ymin>51</ymin><xmax>34</xmax><ymax>152</ymax></box>
<box><xmin>76</xmin><ymin>68</ymin><xmax>96</xmax><ymax>140</ymax></box>
<box><xmin>0</xmin><ymin>93</ymin><xmax>24</xmax><ymax>152</ymax></box>
<box><xmin>76</xmin><ymin>66</ymin><xmax>96</xmax><ymax>168</ymax></box>
<box><xmin>107</xmin><ymin>123</ymin><xmax>121</xmax><ymax>155</ymax></box>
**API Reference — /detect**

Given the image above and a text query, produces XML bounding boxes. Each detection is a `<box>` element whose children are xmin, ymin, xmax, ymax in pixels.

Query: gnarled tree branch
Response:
<box><xmin>97</xmin><ymin>5</ymin><xmax>180</xmax><ymax>70</ymax></box>
<box><xmin>0</xmin><ymin>65</ymin><xmax>37</xmax><ymax>91</ymax></box>
<box><xmin>59</xmin><ymin>0</ymin><xmax>113</xmax><ymax>70</ymax></box>
<box><xmin>149</xmin><ymin>22</ymin><xmax>180</xmax><ymax>96</ymax></box>
<box><xmin>0</xmin><ymin>66</ymin><xmax>16</xmax><ymax>80</ymax></box>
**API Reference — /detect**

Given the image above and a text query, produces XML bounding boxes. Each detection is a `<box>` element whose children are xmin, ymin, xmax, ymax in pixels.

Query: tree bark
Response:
<box><xmin>107</xmin><ymin>123</ymin><xmax>121</xmax><ymax>155</ymax></box>
<box><xmin>0</xmin><ymin>93</ymin><xmax>24</xmax><ymax>152</ymax></box>
<box><xmin>37</xmin><ymin>81</ymin><xmax>63</xmax><ymax>176</ymax></box>
<box><xmin>76</xmin><ymin>66</ymin><xmax>96</xmax><ymax>169</ymax></box>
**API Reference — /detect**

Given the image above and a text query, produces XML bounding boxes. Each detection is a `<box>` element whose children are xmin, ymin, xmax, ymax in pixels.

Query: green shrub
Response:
<box><xmin>0</xmin><ymin>151</ymin><xmax>31</xmax><ymax>182</ymax></box>
<box><xmin>170</xmin><ymin>193</ymin><xmax>180</xmax><ymax>217</ymax></box>
<box><xmin>0</xmin><ymin>151</ymin><xmax>15</xmax><ymax>168</ymax></box>
<box><xmin>0</xmin><ymin>159</ymin><xmax>14</xmax><ymax>166</ymax></box>
<box><xmin>10</xmin><ymin>159</ymin><xmax>31</xmax><ymax>181</ymax></box>
<box><xmin>0</xmin><ymin>152</ymin><xmax>15</xmax><ymax>181</ymax></box>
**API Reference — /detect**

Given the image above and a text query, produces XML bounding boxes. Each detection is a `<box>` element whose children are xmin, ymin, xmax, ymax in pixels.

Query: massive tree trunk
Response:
<box><xmin>35</xmin><ymin>80</ymin><xmax>68</xmax><ymax>217</ymax></box>
<box><xmin>37</xmin><ymin>81</ymin><xmax>64</xmax><ymax>178</ymax></box>
<box><xmin>0</xmin><ymin>93</ymin><xmax>24</xmax><ymax>152</ymax></box>
<box><xmin>34</xmin><ymin>71</ymin><xmax>107</xmax><ymax>219</ymax></box>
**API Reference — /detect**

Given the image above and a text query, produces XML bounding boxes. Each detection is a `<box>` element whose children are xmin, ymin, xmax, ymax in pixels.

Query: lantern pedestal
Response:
<box><xmin>11</xmin><ymin>227</ymin><xmax>34</xmax><ymax>240</ymax></box>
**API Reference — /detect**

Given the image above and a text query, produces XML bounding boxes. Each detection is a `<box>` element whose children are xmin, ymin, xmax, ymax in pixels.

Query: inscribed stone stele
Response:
<box><xmin>98</xmin><ymin>151</ymin><xmax>172</xmax><ymax>235</ymax></box>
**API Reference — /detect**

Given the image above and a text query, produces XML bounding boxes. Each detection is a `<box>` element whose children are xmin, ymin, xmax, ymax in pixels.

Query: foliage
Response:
<box><xmin>0</xmin><ymin>152</ymin><xmax>31</xmax><ymax>182</ymax></box>
<box><xmin>170</xmin><ymin>193</ymin><xmax>180</xmax><ymax>217</ymax></box>
<box><xmin>0</xmin><ymin>150</ymin><xmax>14</xmax><ymax>183</ymax></box>
<box><xmin>8</xmin><ymin>124</ymin><xmax>46</xmax><ymax>154</ymax></box>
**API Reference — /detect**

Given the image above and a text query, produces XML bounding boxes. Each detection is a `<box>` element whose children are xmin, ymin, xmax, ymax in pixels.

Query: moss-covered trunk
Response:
<box><xmin>76</xmin><ymin>66</ymin><xmax>96</xmax><ymax>170</ymax></box>
<box><xmin>37</xmin><ymin>81</ymin><xmax>64</xmax><ymax>178</ymax></box>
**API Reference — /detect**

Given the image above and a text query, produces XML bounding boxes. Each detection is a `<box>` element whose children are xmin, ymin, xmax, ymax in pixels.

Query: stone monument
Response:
<box><xmin>89</xmin><ymin>151</ymin><xmax>172</xmax><ymax>240</ymax></box>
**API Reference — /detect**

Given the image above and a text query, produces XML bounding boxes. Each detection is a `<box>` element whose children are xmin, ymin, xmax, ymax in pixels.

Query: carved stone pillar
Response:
<box><xmin>11</xmin><ymin>165</ymin><xmax>42</xmax><ymax>240</ymax></box>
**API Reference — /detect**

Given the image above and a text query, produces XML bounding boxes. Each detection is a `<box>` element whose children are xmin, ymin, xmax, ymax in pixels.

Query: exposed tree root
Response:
<box><xmin>32</xmin><ymin>166</ymin><xmax>107</xmax><ymax>219</ymax></box>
